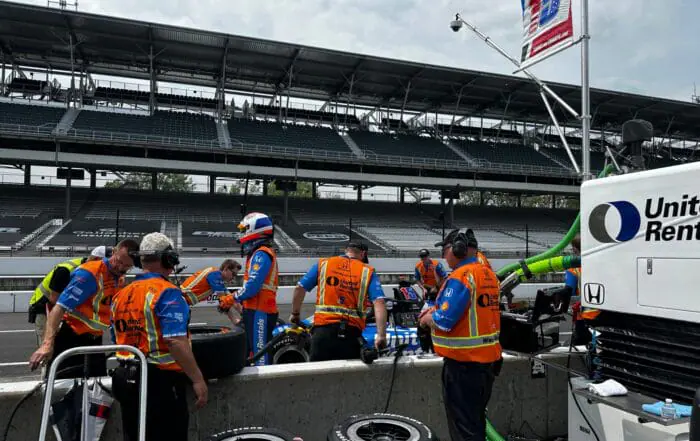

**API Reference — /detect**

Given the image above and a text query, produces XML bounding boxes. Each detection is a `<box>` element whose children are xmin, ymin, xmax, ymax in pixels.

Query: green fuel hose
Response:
<box><xmin>486</xmin><ymin>163</ymin><xmax>616</xmax><ymax>441</ymax></box>
<box><xmin>495</xmin><ymin>164</ymin><xmax>616</xmax><ymax>280</ymax></box>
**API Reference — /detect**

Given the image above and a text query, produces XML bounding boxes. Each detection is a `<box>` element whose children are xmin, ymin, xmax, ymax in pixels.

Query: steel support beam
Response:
<box><xmin>398</xmin><ymin>81</ymin><xmax>412</xmax><ymax>128</ymax></box>
<box><xmin>218</xmin><ymin>41</ymin><xmax>229</xmax><ymax>122</ymax></box>
<box><xmin>448</xmin><ymin>86</ymin><xmax>465</xmax><ymax>138</ymax></box>
<box><xmin>269</xmin><ymin>48</ymin><xmax>302</xmax><ymax>107</ymax></box>
<box><xmin>149</xmin><ymin>44</ymin><xmax>156</xmax><ymax>114</ymax></box>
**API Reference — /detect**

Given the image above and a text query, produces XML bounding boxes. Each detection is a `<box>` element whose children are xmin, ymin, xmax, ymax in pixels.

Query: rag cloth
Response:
<box><xmin>642</xmin><ymin>401</ymin><xmax>692</xmax><ymax>418</ymax></box>
<box><xmin>587</xmin><ymin>379</ymin><xmax>628</xmax><ymax>397</ymax></box>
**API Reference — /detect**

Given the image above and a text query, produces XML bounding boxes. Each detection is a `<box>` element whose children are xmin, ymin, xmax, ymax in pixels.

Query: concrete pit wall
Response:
<box><xmin>0</xmin><ymin>353</ymin><xmax>576</xmax><ymax>441</ymax></box>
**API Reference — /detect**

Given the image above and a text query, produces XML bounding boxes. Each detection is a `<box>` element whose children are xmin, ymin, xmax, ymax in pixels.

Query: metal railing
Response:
<box><xmin>0</xmin><ymin>122</ymin><xmax>575</xmax><ymax>178</ymax></box>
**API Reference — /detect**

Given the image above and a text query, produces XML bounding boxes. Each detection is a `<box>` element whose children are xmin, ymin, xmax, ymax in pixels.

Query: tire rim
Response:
<box><xmin>346</xmin><ymin>419</ymin><xmax>421</xmax><ymax>441</ymax></box>
<box><xmin>221</xmin><ymin>434</ymin><xmax>288</xmax><ymax>441</ymax></box>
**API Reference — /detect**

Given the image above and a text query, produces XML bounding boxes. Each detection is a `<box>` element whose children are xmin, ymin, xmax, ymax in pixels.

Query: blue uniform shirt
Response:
<box><xmin>298</xmin><ymin>256</ymin><xmax>385</xmax><ymax>302</ymax></box>
<box><xmin>235</xmin><ymin>249</ymin><xmax>273</xmax><ymax>302</ymax></box>
<box><xmin>205</xmin><ymin>270</ymin><xmax>228</xmax><ymax>294</ymax></box>
<box><xmin>57</xmin><ymin>257</ymin><xmax>118</xmax><ymax>312</ymax></box>
<box><xmin>431</xmin><ymin>257</ymin><xmax>478</xmax><ymax>332</ymax></box>
<box><xmin>565</xmin><ymin>270</ymin><xmax>579</xmax><ymax>294</ymax></box>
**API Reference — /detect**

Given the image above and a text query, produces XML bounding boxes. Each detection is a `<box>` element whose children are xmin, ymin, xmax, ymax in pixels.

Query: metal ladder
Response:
<box><xmin>38</xmin><ymin>345</ymin><xmax>149</xmax><ymax>441</ymax></box>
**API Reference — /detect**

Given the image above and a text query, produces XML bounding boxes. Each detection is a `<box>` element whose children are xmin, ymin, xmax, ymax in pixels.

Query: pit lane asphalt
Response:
<box><xmin>0</xmin><ymin>308</ymin><xmax>573</xmax><ymax>382</ymax></box>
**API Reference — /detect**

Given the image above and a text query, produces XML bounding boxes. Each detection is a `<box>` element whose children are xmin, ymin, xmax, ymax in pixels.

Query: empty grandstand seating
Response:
<box><xmin>228</xmin><ymin>118</ymin><xmax>353</xmax><ymax>156</ymax></box>
<box><xmin>440</xmin><ymin>125</ymin><xmax>522</xmax><ymax>142</ymax></box>
<box><xmin>253</xmin><ymin>105</ymin><xmax>361</xmax><ymax>126</ymax></box>
<box><xmin>91</xmin><ymin>87</ymin><xmax>218</xmax><ymax>110</ymax></box>
<box><xmin>361</xmin><ymin>227</ymin><xmax>441</xmax><ymax>252</ymax></box>
<box><xmin>457</xmin><ymin>141</ymin><xmax>562</xmax><ymax>170</ymax></box>
<box><xmin>72</xmin><ymin>109</ymin><xmax>218</xmax><ymax>141</ymax></box>
<box><xmin>348</xmin><ymin>131</ymin><xmax>463</xmax><ymax>162</ymax></box>
<box><xmin>380</xmin><ymin>118</ymin><xmax>410</xmax><ymax>131</ymax></box>
<box><xmin>7</xmin><ymin>78</ymin><xmax>49</xmax><ymax>95</ymax></box>
<box><xmin>540</xmin><ymin>147</ymin><xmax>606</xmax><ymax>172</ymax></box>
<box><xmin>0</xmin><ymin>102</ymin><xmax>65</xmax><ymax>128</ymax></box>
<box><xmin>279</xmin><ymin>221</ymin><xmax>382</xmax><ymax>252</ymax></box>
<box><xmin>289</xmin><ymin>198</ymin><xmax>434</xmax><ymax>227</ymax></box>
<box><xmin>47</xmin><ymin>219</ymin><xmax>159</xmax><ymax>248</ymax></box>
<box><xmin>0</xmin><ymin>218</ymin><xmax>46</xmax><ymax>247</ymax></box>
<box><xmin>181</xmin><ymin>222</ymin><xmax>238</xmax><ymax>250</ymax></box>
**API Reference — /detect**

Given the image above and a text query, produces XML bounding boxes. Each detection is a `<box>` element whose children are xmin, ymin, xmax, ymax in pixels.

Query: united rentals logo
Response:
<box><xmin>589</xmin><ymin>195</ymin><xmax>700</xmax><ymax>243</ymax></box>
<box><xmin>584</xmin><ymin>283</ymin><xmax>605</xmax><ymax>305</ymax></box>
<box><xmin>589</xmin><ymin>201</ymin><xmax>641</xmax><ymax>243</ymax></box>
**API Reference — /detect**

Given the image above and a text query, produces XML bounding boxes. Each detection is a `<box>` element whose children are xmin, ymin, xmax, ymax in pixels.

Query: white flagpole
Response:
<box><xmin>581</xmin><ymin>0</ymin><xmax>592</xmax><ymax>180</ymax></box>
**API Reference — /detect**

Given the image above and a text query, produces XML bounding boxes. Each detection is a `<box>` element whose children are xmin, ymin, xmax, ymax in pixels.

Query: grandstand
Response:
<box><xmin>0</xmin><ymin>1</ymin><xmax>698</xmax><ymax>258</ymax></box>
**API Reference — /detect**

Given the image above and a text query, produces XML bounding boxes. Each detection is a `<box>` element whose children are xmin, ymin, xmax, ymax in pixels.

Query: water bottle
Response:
<box><xmin>661</xmin><ymin>398</ymin><xmax>677</xmax><ymax>419</ymax></box>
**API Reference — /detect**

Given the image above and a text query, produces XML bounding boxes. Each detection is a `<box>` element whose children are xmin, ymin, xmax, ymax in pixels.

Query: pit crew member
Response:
<box><xmin>567</xmin><ymin>234</ymin><xmax>598</xmax><ymax>345</ymax></box>
<box><xmin>28</xmin><ymin>240</ymin><xmax>139</xmax><ymax>378</ymax></box>
<box><xmin>419</xmin><ymin>228</ymin><xmax>502</xmax><ymax>441</ymax></box>
<box><xmin>111</xmin><ymin>232</ymin><xmax>207</xmax><ymax>441</ymax></box>
<box><xmin>27</xmin><ymin>246</ymin><xmax>106</xmax><ymax>347</ymax></box>
<box><xmin>181</xmin><ymin>259</ymin><xmax>242</xmax><ymax>323</ymax></box>
<box><xmin>233</xmin><ymin>212</ymin><xmax>279</xmax><ymax>366</ymax></box>
<box><xmin>415</xmin><ymin>249</ymin><xmax>447</xmax><ymax>300</ymax></box>
<box><xmin>291</xmin><ymin>242</ymin><xmax>388</xmax><ymax>362</ymax></box>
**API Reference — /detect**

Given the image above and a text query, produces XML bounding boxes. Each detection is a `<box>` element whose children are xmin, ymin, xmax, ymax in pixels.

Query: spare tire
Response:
<box><xmin>327</xmin><ymin>413</ymin><xmax>437</xmax><ymax>441</ymax></box>
<box><xmin>190</xmin><ymin>324</ymin><xmax>247</xmax><ymax>379</ymax></box>
<box><xmin>205</xmin><ymin>427</ymin><xmax>299</xmax><ymax>441</ymax></box>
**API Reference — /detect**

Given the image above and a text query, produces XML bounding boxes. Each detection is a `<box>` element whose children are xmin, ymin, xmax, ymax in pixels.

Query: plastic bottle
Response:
<box><xmin>661</xmin><ymin>398</ymin><xmax>677</xmax><ymax>419</ymax></box>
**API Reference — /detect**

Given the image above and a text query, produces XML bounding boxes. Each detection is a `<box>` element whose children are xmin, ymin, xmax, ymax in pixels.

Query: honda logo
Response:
<box><xmin>584</xmin><ymin>283</ymin><xmax>605</xmax><ymax>305</ymax></box>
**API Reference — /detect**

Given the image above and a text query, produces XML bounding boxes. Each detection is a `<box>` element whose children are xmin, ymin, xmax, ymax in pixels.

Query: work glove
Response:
<box><xmin>218</xmin><ymin>294</ymin><xmax>236</xmax><ymax>313</ymax></box>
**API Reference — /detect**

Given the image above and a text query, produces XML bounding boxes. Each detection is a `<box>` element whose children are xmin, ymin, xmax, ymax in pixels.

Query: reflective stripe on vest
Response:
<box><xmin>113</xmin><ymin>278</ymin><xmax>181</xmax><ymax>370</ymax></box>
<box><xmin>30</xmin><ymin>258</ymin><xmax>82</xmax><ymax>305</ymax></box>
<box><xmin>315</xmin><ymin>257</ymin><xmax>372</xmax><ymax>327</ymax></box>
<box><xmin>431</xmin><ymin>262</ymin><xmax>501</xmax><ymax>363</ymax></box>
<box><xmin>65</xmin><ymin>272</ymin><xmax>109</xmax><ymax>332</ymax></box>
<box><xmin>181</xmin><ymin>267</ymin><xmax>216</xmax><ymax>305</ymax></box>
<box><xmin>417</xmin><ymin>260</ymin><xmax>438</xmax><ymax>288</ymax></box>
<box><xmin>242</xmin><ymin>246</ymin><xmax>278</xmax><ymax>313</ymax></box>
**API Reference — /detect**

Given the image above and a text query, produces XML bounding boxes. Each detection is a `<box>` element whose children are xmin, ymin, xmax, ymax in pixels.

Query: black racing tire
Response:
<box><xmin>190</xmin><ymin>324</ymin><xmax>247</xmax><ymax>379</ymax></box>
<box><xmin>327</xmin><ymin>413</ymin><xmax>437</xmax><ymax>441</ymax></box>
<box><xmin>204</xmin><ymin>427</ymin><xmax>298</xmax><ymax>441</ymax></box>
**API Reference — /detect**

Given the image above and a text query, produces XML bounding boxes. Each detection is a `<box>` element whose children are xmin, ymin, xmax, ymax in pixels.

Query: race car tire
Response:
<box><xmin>190</xmin><ymin>324</ymin><xmax>247</xmax><ymax>379</ymax></box>
<box><xmin>327</xmin><ymin>413</ymin><xmax>437</xmax><ymax>441</ymax></box>
<box><xmin>204</xmin><ymin>427</ymin><xmax>298</xmax><ymax>441</ymax></box>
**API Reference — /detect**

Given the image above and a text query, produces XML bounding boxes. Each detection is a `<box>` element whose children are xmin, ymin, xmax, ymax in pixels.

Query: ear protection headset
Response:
<box><xmin>450</xmin><ymin>228</ymin><xmax>478</xmax><ymax>259</ymax></box>
<box><xmin>134</xmin><ymin>245</ymin><xmax>180</xmax><ymax>270</ymax></box>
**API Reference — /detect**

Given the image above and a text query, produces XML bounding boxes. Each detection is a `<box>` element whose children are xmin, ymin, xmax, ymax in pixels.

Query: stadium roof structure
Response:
<box><xmin>1</xmin><ymin>0</ymin><xmax>699</xmax><ymax>141</ymax></box>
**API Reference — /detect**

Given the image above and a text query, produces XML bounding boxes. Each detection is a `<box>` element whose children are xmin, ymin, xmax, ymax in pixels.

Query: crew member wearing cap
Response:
<box><xmin>28</xmin><ymin>240</ymin><xmax>139</xmax><ymax>378</ymax></box>
<box><xmin>419</xmin><ymin>228</ymin><xmax>502</xmax><ymax>441</ymax></box>
<box><xmin>415</xmin><ymin>249</ymin><xmax>447</xmax><ymax>301</ymax></box>
<box><xmin>27</xmin><ymin>246</ymin><xmax>106</xmax><ymax>347</ymax></box>
<box><xmin>181</xmin><ymin>259</ymin><xmax>242</xmax><ymax>323</ymax></box>
<box><xmin>291</xmin><ymin>242</ymin><xmax>388</xmax><ymax>361</ymax></box>
<box><xmin>111</xmin><ymin>232</ymin><xmax>207</xmax><ymax>441</ymax></box>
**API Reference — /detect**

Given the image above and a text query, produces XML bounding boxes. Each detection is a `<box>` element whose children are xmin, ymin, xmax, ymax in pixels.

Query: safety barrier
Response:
<box><xmin>0</xmin><ymin>353</ymin><xmax>578</xmax><ymax>441</ymax></box>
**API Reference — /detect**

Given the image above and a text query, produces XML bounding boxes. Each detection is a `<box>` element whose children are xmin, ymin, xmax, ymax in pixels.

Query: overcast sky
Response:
<box><xmin>12</xmin><ymin>0</ymin><xmax>699</xmax><ymax>102</ymax></box>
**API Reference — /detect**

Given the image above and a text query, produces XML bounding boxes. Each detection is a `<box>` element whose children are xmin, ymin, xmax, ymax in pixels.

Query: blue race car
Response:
<box><xmin>258</xmin><ymin>284</ymin><xmax>431</xmax><ymax>365</ymax></box>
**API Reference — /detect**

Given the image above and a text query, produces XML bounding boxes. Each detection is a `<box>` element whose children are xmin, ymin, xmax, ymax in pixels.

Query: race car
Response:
<box><xmin>251</xmin><ymin>282</ymin><xmax>429</xmax><ymax>365</ymax></box>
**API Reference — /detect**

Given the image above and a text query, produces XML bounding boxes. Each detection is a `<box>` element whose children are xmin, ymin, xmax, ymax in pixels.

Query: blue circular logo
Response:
<box><xmin>589</xmin><ymin>201</ymin><xmax>641</xmax><ymax>243</ymax></box>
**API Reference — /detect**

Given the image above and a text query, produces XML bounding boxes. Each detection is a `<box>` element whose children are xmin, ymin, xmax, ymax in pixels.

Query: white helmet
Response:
<box><xmin>237</xmin><ymin>212</ymin><xmax>274</xmax><ymax>253</ymax></box>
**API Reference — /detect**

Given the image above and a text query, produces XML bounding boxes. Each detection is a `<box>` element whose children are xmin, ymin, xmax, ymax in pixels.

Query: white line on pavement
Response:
<box><xmin>0</xmin><ymin>330</ymin><xmax>34</xmax><ymax>334</ymax></box>
<box><xmin>0</xmin><ymin>362</ymin><xmax>29</xmax><ymax>367</ymax></box>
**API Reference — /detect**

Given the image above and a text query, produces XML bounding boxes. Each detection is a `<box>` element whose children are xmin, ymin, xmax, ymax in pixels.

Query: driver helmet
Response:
<box><xmin>237</xmin><ymin>212</ymin><xmax>274</xmax><ymax>254</ymax></box>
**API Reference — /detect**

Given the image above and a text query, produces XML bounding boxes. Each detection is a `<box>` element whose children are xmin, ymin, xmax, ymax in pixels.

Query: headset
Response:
<box><xmin>134</xmin><ymin>245</ymin><xmax>180</xmax><ymax>270</ymax></box>
<box><xmin>448</xmin><ymin>228</ymin><xmax>478</xmax><ymax>259</ymax></box>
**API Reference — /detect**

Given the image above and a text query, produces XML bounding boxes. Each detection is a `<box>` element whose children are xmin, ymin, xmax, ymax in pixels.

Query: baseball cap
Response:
<box><xmin>91</xmin><ymin>245</ymin><xmax>107</xmax><ymax>258</ymax></box>
<box><xmin>346</xmin><ymin>241</ymin><xmax>368</xmax><ymax>252</ymax></box>
<box><xmin>139</xmin><ymin>232</ymin><xmax>175</xmax><ymax>255</ymax></box>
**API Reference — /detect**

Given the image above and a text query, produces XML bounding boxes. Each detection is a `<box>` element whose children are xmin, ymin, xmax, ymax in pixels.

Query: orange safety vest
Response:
<box><xmin>242</xmin><ymin>246</ymin><xmax>279</xmax><ymax>314</ymax></box>
<box><xmin>431</xmin><ymin>261</ymin><xmax>502</xmax><ymax>364</ymax></box>
<box><xmin>314</xmin><ymin>256</ymin><xmax>375</xmax><ymax>330</ymax></box>
<box><xmin>111</xmin><ymin>275</ymin><xmax>185</xmax><ymax>372</ymax></box>
<box><xmin>416</xmin><ymin>259</ymin><xmax>441</xmax><ymax>288</ymax></box>
<box><xmin>181</xmin><ymin>266</ymin><xmax>218</xmax><ymax>306</ymax></box>
<box><xmin>63</xmin><ymin>259</ymin><xmax>124</xmax><ymax>336</ymax></box>
<box><xmin>477</xmin><ymin>251</ymin><xmax>492</xmax><ymax>270</ymax></box>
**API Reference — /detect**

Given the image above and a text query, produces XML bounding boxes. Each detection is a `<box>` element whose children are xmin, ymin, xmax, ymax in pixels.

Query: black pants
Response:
<box><xmin>112</xmin><ymin>363</ymin><xmax>189</xmax><ymax>441</ymax></box>
<box><xmin>442</xmin><ymin>358</ymin><xmax>498</xmax><ymax>441</ymax></box>
<box><xmin>48</xmin><ymin>322</ymin><xmax>106</xmax><ymax>380</ymax></box>
<box><xmin>242</xmin><ymin>309</ymin><xmax>279</xmax><ymax>365</ymax></box>
<box><xmin>310</xmin><ymin>323</ymin><xmax>363</xmax><ymax>362</ymax></box>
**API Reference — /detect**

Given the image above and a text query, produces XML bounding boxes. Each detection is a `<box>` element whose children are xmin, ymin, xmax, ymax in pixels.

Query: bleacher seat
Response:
<box><xmin>348</xmin><ymin>131</ymin><xmax>463</xmax><ymax>162</ymax></box>
<box><xmin>361</xmin><ymin>227</ymin><xmax>441</xmax><ymax>251</ymax></box>
<box><xmin>540</xmin><ymin>147</ymin><xmax>606</xmax><ymax>172</ymax></box>
<box><xmin>228</xmin><ymin>119</ymin><xmax>353</xmax><ymax>155</ymax></box>
<box><xmin>0</xmin><ymin>102</ymin><xmax>64</xmax><ymax>128</ymax></box>
<box><xmin>458</xmin><ymin>141</ymin><xmax>562</xmax><ymax>170</ymax></box>
<box><xmin>72</xmin><ymin>110</ymin><xmax>218</xmax><ymax>141</ymax></box>
<box><xmin>253</xmin><ymin>105</ymin><xmax>360</xmax><ymax>126</ymax></box>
